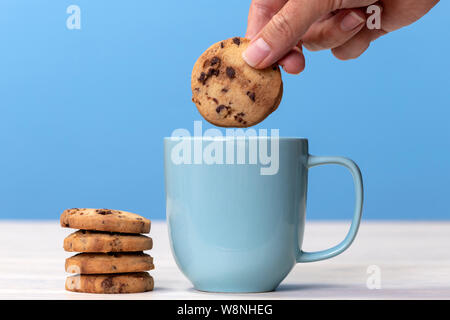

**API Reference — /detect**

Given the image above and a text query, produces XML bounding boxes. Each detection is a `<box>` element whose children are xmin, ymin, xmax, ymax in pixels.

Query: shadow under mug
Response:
<box><xmin>164</xmin><ymin>136</ymin><xmax>363</xmax><ymax>293</ymax></box>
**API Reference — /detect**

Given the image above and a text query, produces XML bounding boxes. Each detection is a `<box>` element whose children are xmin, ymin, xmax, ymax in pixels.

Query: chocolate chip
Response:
<box><xmin>216</xmin><ymin>105</ymin><xmax>227</xmax><ymax>113</ymax></box>
<box><xmin>234</xmin><ymin>112</ymin><xmax>246</xmax><ymax>124</ymax></box>
<box><xmin>212</xmin><ymin>98</ymin><xmax>218</xmax><ymax>104</ymax></box>
<box><xmin>198</xmin><ymin>72</ymin><xmax>207</xmax><ymax>84</ymax></box>
<box><xmin>216</xmin><ymin>105</ymin><xmax>232</xmax><ymax>118</ymax></box>
<box><xmin>232</xmin><ymin>37</ymin><xmax>241</xmax><ymax>46</ymax></box>
<box><xmin>272</xmin><ymin>64</ymin><xmax>278</xmax><ymax>71</ymax></box>
<box><xmin>221</xmin><ymin>88</ymin><xmax>228</xmax><ymax>93</ymax></box>
<box><xmin>246</xmin><ymin>91</ymin><xmax>256</xmax><ymax>102</ymax></box>
<box><xmin>97</xmin><ymin>209</ymin><xmax>113</xmax><ymax>215</ymax></box>
<box><xmin>207</xmin><ymin>68</ymin><xmax>219</xmax><ymax>77</ymax></box>
<box><xmin>220</xmin><ymin>42</ymin><xmax>224</xmax><ymax>48</ymax></box>
<box><xmin>210</xmin><ymin>56</ymin><xmax>221</xmax><ymax>67</ymax></box>
<box><xmin>136</xmin><ymin>218</ymin><xmax>142</xmax><ymax>221</ymax></box>
<box><xmin>198</xmin><ymin>68</ymin><xmax>218</xmax><ymax>85</ymax></box>
<box><xmin>101</xmin><ymin>277</ymin><xmax>114</xmax><ymax>289</ymax></box>
<box><xmin>226</xmin><ymin>67</ymin><xmax>236</xmax><ymax>79</ymax></box>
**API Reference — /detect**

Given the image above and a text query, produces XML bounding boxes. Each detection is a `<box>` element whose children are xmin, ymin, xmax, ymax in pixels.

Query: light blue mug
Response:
<box><xmin>164</xmin><ymin>136</ymin><xmax>363</xmax><ymax>293</ymax></box>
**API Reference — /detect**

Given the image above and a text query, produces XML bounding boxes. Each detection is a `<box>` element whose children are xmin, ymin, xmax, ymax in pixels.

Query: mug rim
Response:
<box><xmin>164</xmin><ymin>136</ymin><xmax>308</xmax><ymax>141</ymax></box>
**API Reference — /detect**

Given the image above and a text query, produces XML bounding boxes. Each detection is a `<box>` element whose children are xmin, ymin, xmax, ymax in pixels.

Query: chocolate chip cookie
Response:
<box><xmin>191</xmin><ymin>37</ymin><xmax>283</xmax><ymax>127</ymax></box>
<box><xmin>60</xmin><ymin>208</ymin><xmax>150</xmax><ymax>234</ymax></box>
<box><xmin>64</xmin><ymin>230</ymin><xmax>153</xmax><ymax>253</ymax></box>
<box><xmin>65</xmin><ymin>252</ymin><xmax>154</xmax><ymax>274</ymax></box>
<box><xmin>66</xmin><ymin>272</ymin><xmax>154</xmax><ymax>294</ymax></box>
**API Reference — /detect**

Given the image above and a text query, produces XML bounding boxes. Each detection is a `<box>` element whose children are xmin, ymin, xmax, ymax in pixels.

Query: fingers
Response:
<box><xmin>278</xmin><ymin>46</ymin><xmax>305</xmax><ymax>74</ymax></box>
<box><xmin>242</xmin><ymin>0</ymin><xmax>382</xmax><ymax>69</ymax></box>
<box><xmin>246</xmin><ymin>0</ymin><xmax>288</xmax><ymax>39</ymax></box>
<box><xmin>302</xmin><ymin>9</ymin><xmax>366</xmax><ymax>51</ymax></box>
<box><xmin>243</xmin><ymin>0</ymin><xmax>333</xmax><ymax>69</ymax></box>
<box><xmin>332</xmin><ymin>27</ymin><xmax>386</xmax><ymax>60</ymax></box>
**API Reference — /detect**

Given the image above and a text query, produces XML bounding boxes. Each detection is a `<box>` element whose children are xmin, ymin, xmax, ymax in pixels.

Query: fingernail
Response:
<box><xmin>242</xmin><ymin>38</ymin><xmax>271</xmax><ymax>67</ymax></box>
<box><xmin>341</xmin><ymin>11</ymin><xmax>365</xmax><ymax>32</ymax></box>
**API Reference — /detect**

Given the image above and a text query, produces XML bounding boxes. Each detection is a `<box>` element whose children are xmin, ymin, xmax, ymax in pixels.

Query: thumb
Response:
<box><xmin>243</xmin><ymin>0</ymin><xmax>337</xmax><ymax>68</ymax></box>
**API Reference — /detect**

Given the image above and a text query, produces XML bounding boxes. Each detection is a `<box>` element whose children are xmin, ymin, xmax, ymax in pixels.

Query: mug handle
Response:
<box><xmin>297</xmin><ymin>155</ymin><xmax>364</xmax><ymax>263</ymax></box>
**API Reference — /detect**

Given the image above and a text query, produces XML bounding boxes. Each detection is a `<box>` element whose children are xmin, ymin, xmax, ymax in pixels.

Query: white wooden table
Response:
<box><xmin>1</xmin><ymin>221</ymin><xmax>449</xmax><ymax>300</ymax></box>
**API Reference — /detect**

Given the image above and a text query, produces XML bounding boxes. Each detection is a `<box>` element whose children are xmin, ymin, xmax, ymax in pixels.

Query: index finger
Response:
<box><xmin>246</xmin><ymin>0</ymin><xmax>288</xmax><ymax>39</ymax></box>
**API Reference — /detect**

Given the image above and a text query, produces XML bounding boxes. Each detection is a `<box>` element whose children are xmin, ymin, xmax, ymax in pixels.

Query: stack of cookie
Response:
<box><xmin>61</xmin><ymin>208</ymin><xmax>154</xmax><ymax>294</ymax></box>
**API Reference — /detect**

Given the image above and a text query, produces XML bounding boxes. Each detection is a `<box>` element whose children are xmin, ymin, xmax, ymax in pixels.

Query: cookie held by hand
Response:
<box><xmin>191</xmin><ymin>37</ymin><xmax>283</xmax><ymax>128</ymax></box>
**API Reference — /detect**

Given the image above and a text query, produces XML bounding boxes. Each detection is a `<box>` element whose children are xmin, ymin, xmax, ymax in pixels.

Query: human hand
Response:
<box><xmin>244</xmin><ymin>0</ymin><xmax>440</xmax><ymax>74</ymax></box>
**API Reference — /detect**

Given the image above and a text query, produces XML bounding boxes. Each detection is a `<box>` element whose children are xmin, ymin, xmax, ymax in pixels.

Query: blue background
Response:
<box><xmin>0</xmin><ymin>1</ymin><xmax>448</xmax><ymax>220</ymax></box>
